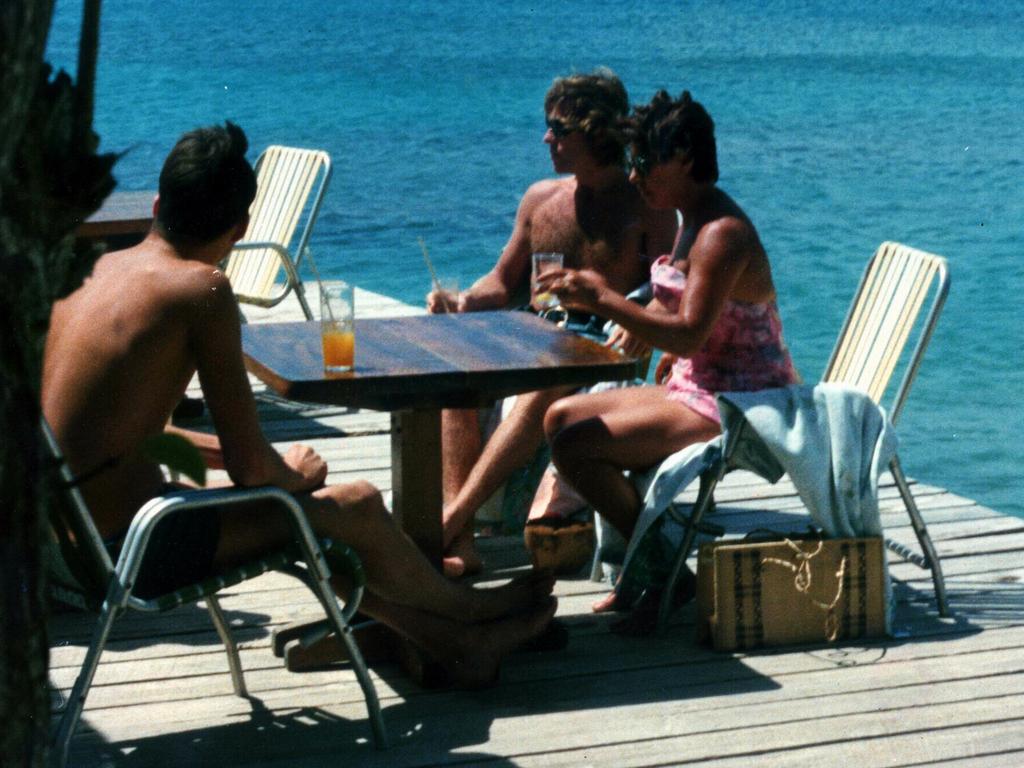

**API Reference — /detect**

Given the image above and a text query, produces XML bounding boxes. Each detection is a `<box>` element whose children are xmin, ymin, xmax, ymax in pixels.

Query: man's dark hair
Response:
<box><xmin>629</xmin><ymin>90</ymin><xmax>719</xmax><ymax>183</ymax></box>
<box><xmin>544</xmin><ymin>69</ymin><xmax>630</xmax><ymax>166</ymax></box>
<box><xmin>155</xmin><ymin>121</ymin><xmax>257</xmax><ymax>244</ymax></box>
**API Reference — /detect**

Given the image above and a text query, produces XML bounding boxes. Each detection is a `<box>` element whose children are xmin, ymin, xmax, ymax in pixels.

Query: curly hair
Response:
<box><xmin>156</xmin><ymin>121</ymin><xmax>257</xmax><ymax>244</ymax></box>
<box><xmin>544</xmin><ymin>69</ymin><xmax>630</xmax><ymax>166</ymax></box>
<box><xmin>628</xmin><ymin>90</ymin><xmax>718</xmax><ymax>183</ymax></box>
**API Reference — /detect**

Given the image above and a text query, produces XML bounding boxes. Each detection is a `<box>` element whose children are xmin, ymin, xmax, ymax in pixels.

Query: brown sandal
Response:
<box><xmin>523</xmin><ymin>517</ymin><xmax>595</xmax><ymax>576</ymax></box>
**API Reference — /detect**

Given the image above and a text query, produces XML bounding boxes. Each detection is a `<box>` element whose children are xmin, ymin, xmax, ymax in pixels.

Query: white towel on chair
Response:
<box><xmin>716</xmin><ymin>382</ymin><xmax>898</xmax><ymax>537</ymax></box>
<box><xmin>621</xmin><ymin>382</ymin><xmax>898</xmax><ymax>593</ymax></box>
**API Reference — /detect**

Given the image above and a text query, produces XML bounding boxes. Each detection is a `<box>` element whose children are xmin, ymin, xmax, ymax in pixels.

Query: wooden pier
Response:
<box><xmin>49</xmin><ymin>284</ymin><xmax>1024</xmax><ymax>767</ymax></box>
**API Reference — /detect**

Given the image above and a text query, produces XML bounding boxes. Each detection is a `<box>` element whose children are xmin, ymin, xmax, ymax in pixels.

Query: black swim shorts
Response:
<box><xmin>104</xmin><ymin>490</ymin><xmax>222</xmax><ymax>600</ymax></box>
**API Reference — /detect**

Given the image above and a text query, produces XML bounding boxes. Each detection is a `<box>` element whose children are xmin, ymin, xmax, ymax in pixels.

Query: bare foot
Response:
<box><xmin>591</xmin><ymin>590</ymin><xmax>622</xmax><ymax>613</ymax></box>
<box><xmin>611</xmin><ymin>566</ymin><xmax>697</xmax><ymax>637</ymax></box>
<box><xmin>463</xmin><ymin>571</ymin><xmax>555</xmax><ymax>623</ymax></box>
<box><xmin>446</xmin><ymin>596</ymin><xmax>559</xmax><ymax>689</ymax></box>
<box><xmin>611</xmin><ymin>590</ymin><xmax>660</xmax><ymax>636</ymax></box>
<box><xmin>443</xmin><ymin>528</ymin><xmax>484</xmax><ymax>579</ymax></box>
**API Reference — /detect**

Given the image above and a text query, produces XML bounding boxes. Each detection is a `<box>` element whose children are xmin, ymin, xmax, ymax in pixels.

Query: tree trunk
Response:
<box><xmin>0</xmin><ymin>2</ymin><xmax>115</xmax><ymax>765</ymax></box>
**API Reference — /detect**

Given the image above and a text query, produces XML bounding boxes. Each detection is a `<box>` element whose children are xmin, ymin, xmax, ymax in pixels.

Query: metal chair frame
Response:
<box><xmin>658</xmin><ymin>241</ymin><xmax>951</xmax><ymax>629</ymax></box>
<box><xmin>222</xmin><ymin>146</ymin><xmax>332</xmax><ymax>320</ymax></box>
<box><xmin>43</xmin><ymin>422</ymin><xmax>386</xmax><ymax>767</ymax></box>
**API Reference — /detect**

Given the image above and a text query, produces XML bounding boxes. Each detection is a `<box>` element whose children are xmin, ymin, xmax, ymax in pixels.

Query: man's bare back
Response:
<box><xmin>41</xmin><ymin>122</ymin><xmax>560</xmax><ymax>689</ymax></box>
<box><xmin>42</xmin><ymin>238</ymin><xmax>233</xmax><ymax>536</ymax></box>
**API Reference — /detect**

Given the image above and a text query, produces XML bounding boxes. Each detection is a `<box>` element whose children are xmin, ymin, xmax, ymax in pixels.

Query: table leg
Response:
<box><xmin>390</xmin><ymin>409</ymin><xmax>443</xmax><ymax>567</ymax></box>
<box><xmin>389</xmin><ymin>408</ymin><xmax>450</xmax><ymax>686</ymax></box>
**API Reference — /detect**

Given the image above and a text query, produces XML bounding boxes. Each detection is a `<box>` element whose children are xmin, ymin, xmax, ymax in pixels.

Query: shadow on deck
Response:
<box><xmin>57</xmin><ymin>529</ymin><xmax>1024</xmax><ymax>767</ymax></box>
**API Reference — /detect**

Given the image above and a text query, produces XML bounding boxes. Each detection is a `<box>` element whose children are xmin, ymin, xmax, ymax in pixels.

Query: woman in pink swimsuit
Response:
<box><xmin>536</xmin><ymin>90</ymin><xmax>798</xmax><ymax>613</ymax></box>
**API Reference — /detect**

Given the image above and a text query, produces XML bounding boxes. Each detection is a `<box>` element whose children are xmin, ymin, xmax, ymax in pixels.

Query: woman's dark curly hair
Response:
<box><xmin>628</xmin><ymin>90</ymin><xmax>718</xmax><ymax>183</ymax></box>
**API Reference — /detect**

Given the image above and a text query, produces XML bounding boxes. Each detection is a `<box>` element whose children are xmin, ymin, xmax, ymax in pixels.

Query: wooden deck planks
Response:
<box><xmin>52</xmin><ymin>282</ymin><xmax>1024</xmax><ymax>767</ymax></box>
<box><xmin>56</xmin><ymin>529</ymin><xmax>1024</xmax><ymax>767</ymax></box>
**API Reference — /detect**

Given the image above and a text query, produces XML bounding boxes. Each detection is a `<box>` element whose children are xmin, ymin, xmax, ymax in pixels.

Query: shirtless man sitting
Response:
<box><xmin>41</xmin><ymin>122</ymin><xmax>555</xmax><ymax>688</ymax></box>
<box><xmin>427</xmin><ymin>70</ymin><xmax>678</xmax><ymax>577</ymax></box>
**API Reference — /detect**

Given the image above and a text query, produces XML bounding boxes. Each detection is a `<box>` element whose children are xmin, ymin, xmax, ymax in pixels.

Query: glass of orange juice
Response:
<box><xmin>320</xmin><ymin>282</ymin><xmax>355</xmax><ymax>373</ymax></box>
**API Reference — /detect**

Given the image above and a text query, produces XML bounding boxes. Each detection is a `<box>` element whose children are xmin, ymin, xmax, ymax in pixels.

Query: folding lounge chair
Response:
<box><xmin>43</xmin><ymin>421</ymin><xmax>387</xmax><ymax>767</ymax></box>
<box><xmin>655</xmin><ymin>241</ymin><xmax>951</xmax><ymax>629</ymax></box>
<box><xmin>222</xmin><ymin>146</ymin><xmax>331</xmax><ymax>320</ymax></box>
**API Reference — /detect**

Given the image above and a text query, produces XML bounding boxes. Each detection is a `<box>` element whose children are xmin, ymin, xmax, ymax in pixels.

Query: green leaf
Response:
<box><xmin>142</xmin><ymin>433</ymin><xmax>206</xmax><ymax>487</ymax></box>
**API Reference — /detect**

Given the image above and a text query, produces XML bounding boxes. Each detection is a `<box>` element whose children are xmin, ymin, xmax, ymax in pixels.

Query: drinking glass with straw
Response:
<box><xmin>304</xmin><ymin>248</ymin><xmax>356</xmax><ymax>372</ymax></box>
<box><xmin>320</xmin><ymin>281</ymin><xmax>355</xmax><ymax>372</ymax></box>
<box><xmin>420</xmin><ymin>237</ymin><xmax>459</xmax><ymax>313</ymax></box>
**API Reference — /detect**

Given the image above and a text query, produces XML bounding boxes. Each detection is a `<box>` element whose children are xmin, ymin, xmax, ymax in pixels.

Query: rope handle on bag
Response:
<box><xmin>762</xmin><ymin>537</ymin><xmax>848</xmax><ymax>641</ymax></box>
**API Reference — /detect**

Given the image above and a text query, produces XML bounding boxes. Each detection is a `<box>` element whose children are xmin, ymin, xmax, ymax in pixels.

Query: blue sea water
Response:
<box><xmin>46</xmin><ymin>1</ymin><xmax>1023</xmax><ymax>518</ymax></box>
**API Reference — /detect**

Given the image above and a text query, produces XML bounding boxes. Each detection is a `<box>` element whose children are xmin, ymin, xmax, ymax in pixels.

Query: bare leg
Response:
<box><xmin>544</xmin><ymin>385</ymin><xmax>718</xmax><ymax>613</ymax></box>
<box><xmin>442</xmin><ymin>386</ymin><xmax>575</xmax><ymax>577</ymax></box>
<box><xmin>544</xmin><ymin>385</ymin><xmax>719</xmax><ymax>539</ymax></box>
<box><xmin>442</xmin><ymin>408</ymin><xmax>481</xmax><ymax>505</ymax></box>
<box><xmin>440</xmin><ymin>407</ymin><xmax>485</xmax><ymax>579</ymax></box>
<box><xmin>213</xmin><ymin>480</ymin><xmax>554</xmax><ymax>624</ymax></box>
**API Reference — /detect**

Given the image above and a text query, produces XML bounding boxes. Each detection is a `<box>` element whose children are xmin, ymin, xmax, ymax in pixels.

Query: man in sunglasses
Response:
<box><xmin>427</xmin><ymin>70</ymin><xmax>678</xmax><ymax>578</ymax></box>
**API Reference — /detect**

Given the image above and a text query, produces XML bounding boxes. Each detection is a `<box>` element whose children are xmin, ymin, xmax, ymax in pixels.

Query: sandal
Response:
<box><xmin>523</xmin><ymin>516</ymin><xmax>595</xmax><ymax>576</ymax></box>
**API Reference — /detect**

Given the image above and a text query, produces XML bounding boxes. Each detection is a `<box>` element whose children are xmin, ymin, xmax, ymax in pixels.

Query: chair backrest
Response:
<box><xmin>223</xmin><ymin>145</ymin><xmax>331</xmax><ymax>303</ymax></box>
<box><xmin>41</xmin><ymin>420</ymin><xmax>115</xmax><ymax>610</ymax></box>
<box><xmin>822</xmin><ymin>241</ymin><xmax>950</xmax><ymax>425</ymax></box>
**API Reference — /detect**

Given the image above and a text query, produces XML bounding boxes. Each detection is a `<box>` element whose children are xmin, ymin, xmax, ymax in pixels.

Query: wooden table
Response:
<box><xmin>76</xmin><ymin>190</ymin><xmax>155</xmax><ymax>248</ymax></box>
<box><xmin>241</xmin><ymin>311</ymin><xmax>638</xmax><ymax>564</ymax></box>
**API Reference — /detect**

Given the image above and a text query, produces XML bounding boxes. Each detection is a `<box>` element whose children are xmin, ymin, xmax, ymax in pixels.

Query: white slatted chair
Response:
<box><xmin>654</xmin><ymin>241</ymin><xmax>951</xmax><ymax>628</ymax></box>
<box><xmin>223</xmin><ymin>146</ymin><xmax>331</xmax><ymax>320</ymax></box>
<box><xmin>43</xmin><ymin>421</ymin><xmax>386</xmax><ymax>766</ymax></box>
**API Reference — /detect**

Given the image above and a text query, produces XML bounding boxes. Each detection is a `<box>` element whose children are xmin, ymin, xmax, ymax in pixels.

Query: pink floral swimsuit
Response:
<box><xmin>650</xmin><ymin>254</ymin><xmax>799</xmax><ymax>424</ymax></box>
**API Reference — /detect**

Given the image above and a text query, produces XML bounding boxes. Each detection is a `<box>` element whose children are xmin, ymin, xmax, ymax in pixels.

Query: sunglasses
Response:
<box><xmin>545</xmin><ymin>118</ymin><xmax>577</xmax><ymax>139</ymax></box>
<box><xmin>629</xmin><ymin>152</ymin><xmax>654</xmax><ymax>177</ymax></box>
<box><xmin>630</xmin><ymin>147</ymin><xmax>690</xmax><ymax>177</ymax></box>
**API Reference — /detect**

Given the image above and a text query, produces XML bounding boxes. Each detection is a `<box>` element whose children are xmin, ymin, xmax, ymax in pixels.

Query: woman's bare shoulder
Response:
<box><xmin>693</xmin><ymin>214</ymin><xmax>757</xmax><ymax>261</ymax></box>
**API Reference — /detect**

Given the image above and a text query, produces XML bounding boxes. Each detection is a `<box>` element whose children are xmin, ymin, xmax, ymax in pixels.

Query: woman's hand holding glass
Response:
<box><xmin>534</xmin><ymin>267</ymin><xmax>607</xmax><ymax>313</ymax></box>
